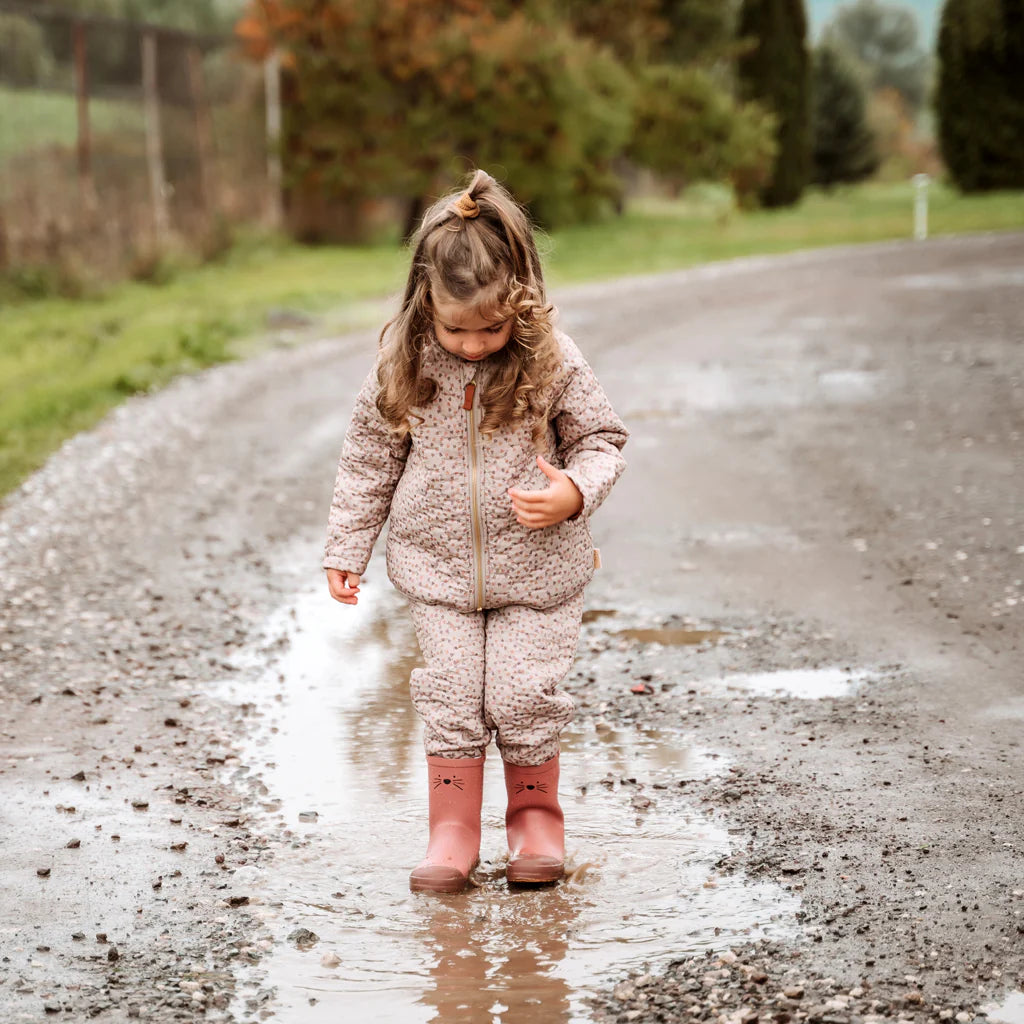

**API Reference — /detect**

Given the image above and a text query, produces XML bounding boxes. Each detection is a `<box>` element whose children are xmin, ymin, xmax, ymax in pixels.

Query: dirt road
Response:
<box><xmin>1</xmin><ymin>233</ymin><xmax>1021</xmax><ymax>1022</ymax></box>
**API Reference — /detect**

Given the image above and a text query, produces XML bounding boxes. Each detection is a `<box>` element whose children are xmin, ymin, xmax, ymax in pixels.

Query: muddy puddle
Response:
<box><xmin>984</xmin><ymin>992</ymin><xmax>1024</xmax><ymax>1024</ymax></box>
<box><xmin>713</xmin><ymin>667</ymin><xmax>869</xmax><ymax>700</ymax></box>
<box><xmin>215</xmin><ymin>554</ymin><xmax>799</xmax><ymax>1023</ymax></box>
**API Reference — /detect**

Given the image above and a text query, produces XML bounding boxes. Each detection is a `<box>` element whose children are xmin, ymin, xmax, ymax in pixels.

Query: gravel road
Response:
<box><xmin>1</xmin><ymin>232</ymin><xmax>1021</xmax><ymax>1022</ymax></box>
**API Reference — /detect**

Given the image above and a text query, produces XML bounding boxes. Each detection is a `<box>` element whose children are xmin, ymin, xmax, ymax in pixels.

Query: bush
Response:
<box><xmin>240</xmin><ymin>2</ymin><xmax>637</xmax><ymax>237</ymax></box>
<box><xmin>630</xmin><ymin>64</ymin><xmax>777</xmax><ymax>204</ymax></box>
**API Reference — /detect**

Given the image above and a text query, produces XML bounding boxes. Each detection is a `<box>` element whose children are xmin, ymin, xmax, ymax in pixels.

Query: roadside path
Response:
<box><xmin>1</xmin><ymin>233</ymin><xmax>1021</xmax><ymax>1022</ymax></box>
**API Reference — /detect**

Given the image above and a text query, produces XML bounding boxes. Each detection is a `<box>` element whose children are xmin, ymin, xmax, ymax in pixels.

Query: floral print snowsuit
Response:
<box><xmin>324</xmin><ymin>329</ymin><xmax>628</xmax><ymax>763</ymax></box>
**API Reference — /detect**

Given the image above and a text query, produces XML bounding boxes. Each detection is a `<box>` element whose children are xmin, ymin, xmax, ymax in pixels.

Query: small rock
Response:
<box><xmin>320</xmin><ymin>951</ymin><xmax>341</xmax><ymax>968</ymax></box>
<box><xmin>298</xmin><ymin>811</ymin><xmax>319</xmax><ymax>823</ymax></box>
<box><xmin>905</xmin><ymin>991</ymin><xmax>923</xmax><ymax>1004</ymax></box>
<box><xmin>37</xmin><ymin>866</ymin><xmax>51</xmax><ymax>877</ymax></box>
<box><xmin>72</xmin><ymin>932</ymin><xmax>85</xmax><ymax>941</ymax></box>
<box><xmin>70</xmin><ymin>770</ymin><xmax>86</xmax><ymax>782</ymax></box>
<box><xmin>131</xmin><ymin>799</ymin><xmax>149</xmax><ymax>810</ymax></box>
<box><xmin>43</xmin><ymin>1002</ymin><xmax>61</xmax><ymax>1015</ymax></box>
<box><xmin>227</xmin><ymin>896</ymin><xmax>249</xmax><ymax>908</ymax></box>
<box><xmin>783</xmin><ymin>987</ymin><xmax>805</xmax><ymax>1000</ymax></box>
<box><xmin>107</xmin><ymin>946</ymin><xmax>119</xmax><ymax>962</ymax></box>
<box><xmin>288</xmin><ymin>927</ymin><xmax>319</xmax><ymax>950</ymax></box>
<box><xmin>66</xmin><ymin>838</ymin><xmax>81</xmax><ymax>849</ymax></box>
<box><xmin>613</xmin><ymin>982</ymin><xmax>636</xmax><ymax>1001</ymax></box>
<box><xmin>170</xmin><ymin>842</ymin><xmax>188</xmax><ymax>852</ymax></box>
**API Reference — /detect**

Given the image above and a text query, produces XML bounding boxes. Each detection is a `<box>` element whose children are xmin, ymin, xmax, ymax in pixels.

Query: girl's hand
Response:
<box><xmin>327</xmin><ymin>568</ymin><xmax>362</xmax><ymax>605</ymax></box>
<box><xmin>508</xmin><ymin>456</ymin><xmax>584</xmax><ymax>529</ymax></box>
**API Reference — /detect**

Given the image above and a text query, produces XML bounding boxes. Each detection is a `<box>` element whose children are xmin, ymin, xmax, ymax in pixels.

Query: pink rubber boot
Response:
<box><xmin>503</xmin><ymin>755</ymin><xmax>565</xmax><ymax>884</ymax></box>
<box><xmin>409</xmin><ymin>756</ymin><xmax>485</xmax><ymax>894</ymax></box>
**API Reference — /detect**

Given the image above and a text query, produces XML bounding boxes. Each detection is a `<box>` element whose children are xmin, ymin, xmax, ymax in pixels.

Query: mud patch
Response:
<box><xmin>612</xmin><ymin>627</ymin><xmax>726</xmax><ymax>647</ymax></box>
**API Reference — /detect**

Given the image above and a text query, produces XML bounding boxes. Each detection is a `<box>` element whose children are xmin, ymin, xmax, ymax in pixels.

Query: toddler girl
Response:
<box><xmin>323</xmin><ymin>169</ymin><xmax>628</xmax><ymax>893</ymax></box>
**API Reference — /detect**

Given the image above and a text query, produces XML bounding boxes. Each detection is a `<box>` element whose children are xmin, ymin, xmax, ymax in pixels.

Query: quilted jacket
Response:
<box><xmin>323</xmin><ymin>329</ymin><xmax>628</xmax><ymax>612</ymax></box>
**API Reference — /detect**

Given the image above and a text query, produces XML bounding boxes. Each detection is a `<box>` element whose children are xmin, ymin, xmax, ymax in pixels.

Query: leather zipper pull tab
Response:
<box><xmin>463</xmin><ymin>382</ymin><xmax>476</xmax><ymax>411</ymax></box>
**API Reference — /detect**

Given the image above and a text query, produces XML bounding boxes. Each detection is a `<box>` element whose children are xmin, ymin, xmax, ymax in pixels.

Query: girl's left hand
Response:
<box><xmin>508</xmin><ymin>455</ymin><xmax>584</xmax><ymax>528</ymax></box>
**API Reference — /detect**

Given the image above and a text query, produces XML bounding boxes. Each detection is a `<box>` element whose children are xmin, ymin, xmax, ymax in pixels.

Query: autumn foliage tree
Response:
<box><xmin>237</xmin><ymin>0</ymin><xmax>782</xmax><ymax>238</ymax></box>
<box><xmin>237</xmin><ymin>0</ymin><xmax>633</xmax><ymax>238</ymax></box>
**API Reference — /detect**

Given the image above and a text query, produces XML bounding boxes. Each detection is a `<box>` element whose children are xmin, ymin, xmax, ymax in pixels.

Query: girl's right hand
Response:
<box><xmin>326</xmin><ymin>568</ymin><xmax>362</xmax><ymax>605</ymax></box>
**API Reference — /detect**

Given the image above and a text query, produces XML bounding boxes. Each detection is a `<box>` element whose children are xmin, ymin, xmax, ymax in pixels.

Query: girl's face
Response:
<box><xmin>431</xmin><ymin>294</ymin><xmax>513</xmax><ymax>363</ymax></box>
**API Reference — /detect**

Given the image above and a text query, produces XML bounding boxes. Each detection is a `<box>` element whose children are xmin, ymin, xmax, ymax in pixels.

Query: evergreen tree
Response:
<box><xmin>737</xmin><ymin>0</ymin><xmax>812</xmax><ymax>207</ymax></box>
<box><xmin>812</xmin><ymin>43</ymin><xmax>879</xmax><ymax>186</ymax></box>
<box><xmin>937</xmin><ymin>0</ymin><xmax>1024</xmax><ymax>192</ymax></box>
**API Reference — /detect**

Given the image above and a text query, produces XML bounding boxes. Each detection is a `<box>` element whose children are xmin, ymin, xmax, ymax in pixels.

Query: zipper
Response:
<box><xmin>464</xmin><ymin>380</ymin><xmax>486</xmax><ymax>611</ymax></box>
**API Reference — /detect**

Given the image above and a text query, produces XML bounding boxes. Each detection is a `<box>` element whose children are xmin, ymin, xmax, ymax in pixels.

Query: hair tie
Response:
<box><xmin>452</xmin><ymin>192</ymin><xmax>480</xmax><ymax>220</ymax></box>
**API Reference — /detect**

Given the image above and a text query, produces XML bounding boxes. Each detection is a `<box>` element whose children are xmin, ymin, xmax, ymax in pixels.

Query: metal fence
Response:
<box><xmin>0</xmin><ymin>1</ymin><xmax>277</xmax><ymax>283</ymax></box>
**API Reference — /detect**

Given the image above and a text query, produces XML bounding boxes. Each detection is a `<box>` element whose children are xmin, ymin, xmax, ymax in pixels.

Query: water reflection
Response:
<box><xmin>218</xmin><ymin>552</ymin><xmax>798</xmax><ymax>1022</ymax></box>
<box><xmin>419</xmin><ymin>895</ymin><xmax>572</xmax><ymax>1023</ymax></box>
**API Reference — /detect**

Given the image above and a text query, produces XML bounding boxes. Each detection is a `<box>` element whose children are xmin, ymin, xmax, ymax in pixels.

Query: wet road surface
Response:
<box><xmin>1</xmin><ymin>233</ymin><xmax>1023</xmax><ymax>1021</ymax></box>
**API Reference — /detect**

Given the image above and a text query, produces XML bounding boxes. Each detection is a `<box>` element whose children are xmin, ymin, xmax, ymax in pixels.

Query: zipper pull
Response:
<box><xmin>463</xmin><ymin>382</ymin><xmax>476</xmax><ymax>410</ymax></box>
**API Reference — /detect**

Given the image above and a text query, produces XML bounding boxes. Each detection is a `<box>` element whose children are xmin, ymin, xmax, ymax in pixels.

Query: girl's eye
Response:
<box><xmin>486</xmin><ymin>325</ymin><xmax>505</xmax><ymax>334</ymax></box>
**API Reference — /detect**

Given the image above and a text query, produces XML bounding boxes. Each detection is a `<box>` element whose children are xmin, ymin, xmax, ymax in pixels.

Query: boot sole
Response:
<box><xmin>507</xmin><ymin>860</ymin><xmax>564</xmax><ymax>885</ymax></box>
<box><xmin>409</xmin><ymin>858</ymin><xmax>480</xmax><ymax>895</ymax></box>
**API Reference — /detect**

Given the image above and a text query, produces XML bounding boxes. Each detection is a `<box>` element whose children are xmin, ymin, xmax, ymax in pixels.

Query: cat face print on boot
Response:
<box><xmin>432</xmin><ymin>770</ymin><xmax>467</xmax><ymax>792</ymax></box>
<box><xmin>513</xmin><ymin>780</ymin><xmax>549</xmax><ymax>795</ymax></box>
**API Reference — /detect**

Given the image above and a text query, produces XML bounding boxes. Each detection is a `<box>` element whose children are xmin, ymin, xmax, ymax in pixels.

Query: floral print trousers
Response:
<box><xmin>407</xmin><ymin>591</ymin><xmax>586</xmax><ymax>766</ymax></box>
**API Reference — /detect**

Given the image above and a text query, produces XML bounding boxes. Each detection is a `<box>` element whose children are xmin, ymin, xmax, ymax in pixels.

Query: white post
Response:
<box><xmin>264</xmin><ymin>49</ymin><xmax>284</xmax><ymax>230</ymax></box>
<box><xmin>913</xmin><ymin>173</ymin><xmax>930</xmax><ymax>241</ymax></box>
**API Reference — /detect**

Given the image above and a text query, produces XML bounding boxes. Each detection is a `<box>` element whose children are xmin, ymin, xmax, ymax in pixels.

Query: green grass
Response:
<box><xmin>2</xmin><ymin>181</ymin><xmax>1023</xmax><ymax>499</ymax></box>
<box><xmin>544</xmin><ymin>181</ymin><xmax>1024</xmax><ymax>282</ymax></box>
<box><xmin>0</xmin><ymin>86</ymin><xmax>145</xmax><ymax>163</ymax></box>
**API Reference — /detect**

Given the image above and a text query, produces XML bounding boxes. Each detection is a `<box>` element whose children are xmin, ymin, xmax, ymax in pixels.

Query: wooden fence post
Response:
<box><xmin>187</xmin><ymin>44</ymin><xmax>217</xmax><ymax>217</ymax></box>
<box><xmin>264</xmin><ymin>49</ymin><xmax>284</xmax><ymax>230</ymax></box>
<box><xmin>141</xmin><ymin>28</ymin><xmax>170</xmax><ymax>245</ymax></box>
<box><xmin>72</xmin><ymin>20</ymin><xmax>96</xmax><ymax>210</ymax></box>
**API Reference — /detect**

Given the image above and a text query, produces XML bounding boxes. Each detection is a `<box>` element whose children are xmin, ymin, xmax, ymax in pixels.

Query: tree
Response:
<box><xmin>630</xmin><ymin>64</ymin><xmax>776</xmax><ymax>202</ymax></box>
<box><xmin>657</xmin><ymin>0</ymin><xmax>741</xmax><ymax>65</ymax></box>
<box><xmin>812</xmin><ymin>42</ymin><xmax>879</xmax><ymax>186</ymax></box>
<box><xmin>824</xmin><ymin>0</ymin><xmax>932</xmax><ymax>115</ymax></box>
<box><xmin>737</xmin><ymin>0</ymin><xmax>811</xmax><ymax>207</ymax></box>
<box><xmin>236</xmin><ymin>0</ymin><xmax>635</xmax><ymax>237</ymax></box>
<box><xmin>936</xmin><ymin>0</ymin><xmax>1024</xmax><ymax>191</ymax></box>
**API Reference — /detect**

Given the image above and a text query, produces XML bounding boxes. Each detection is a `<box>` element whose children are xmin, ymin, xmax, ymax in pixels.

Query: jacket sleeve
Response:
<box><xmin>323</xmin><ymin>360</ymin><xmax>410</xmax><ymax>574</ymax></box>
<box><xmin>552</xmin><ymin>341</ymin><xmax>629</xmax><ymax>520</ymax></box>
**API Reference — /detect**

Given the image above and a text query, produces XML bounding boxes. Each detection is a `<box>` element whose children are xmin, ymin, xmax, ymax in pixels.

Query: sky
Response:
<box><xmin>807</xmin><ymin>0</ymin><xmax>941</xmax><ymax>48</ymax></box>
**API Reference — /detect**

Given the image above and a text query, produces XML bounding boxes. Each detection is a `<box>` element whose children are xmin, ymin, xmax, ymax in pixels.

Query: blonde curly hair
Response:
<box><xmin>376</xmin><ymin>169</ymin><xmax>562</xmax><ymax>449</ymax></box>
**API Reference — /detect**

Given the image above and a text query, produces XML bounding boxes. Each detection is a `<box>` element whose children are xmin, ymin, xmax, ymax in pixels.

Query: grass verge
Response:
<box><xmin>2</xmin><ymin>181</ymin><xmax>1023</xmax><ymax>499</ymax></box>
